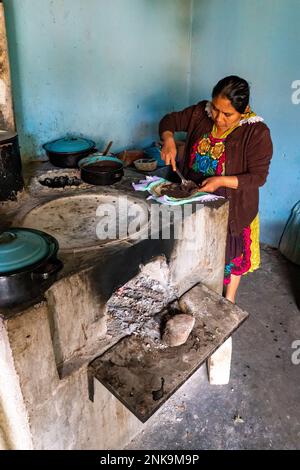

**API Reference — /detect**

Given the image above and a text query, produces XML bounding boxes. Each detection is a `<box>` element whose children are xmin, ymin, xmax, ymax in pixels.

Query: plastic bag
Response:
<box><xmin>279</xmin><ymin>201</ymin><xmax>300</xmax><ymax>265</ymax></box>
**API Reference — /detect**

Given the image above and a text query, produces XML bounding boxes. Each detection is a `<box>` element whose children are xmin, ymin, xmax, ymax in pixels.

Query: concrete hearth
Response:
<box><xmin>19</xmin><ymin>192</ymin><xmax>149</xmax><ymax>252</ymax></box>
<box><xmin>0</xmin><ymin>166</ymin><xmax>237</xmax><ymax>450</ymax></box>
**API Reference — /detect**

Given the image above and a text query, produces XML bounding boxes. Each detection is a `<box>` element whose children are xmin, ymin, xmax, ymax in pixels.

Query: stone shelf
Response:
<box><xmin>90</xmin><ymin>283</ymin><xmax>248</xmax><ymax>422</ymax></box>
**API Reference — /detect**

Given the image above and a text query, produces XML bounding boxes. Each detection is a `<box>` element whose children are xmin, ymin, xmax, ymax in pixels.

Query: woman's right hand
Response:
<box><xmin>161</xmin><ymin>132</ymin><xmax>177</xmax><ymax>171</ymax></box>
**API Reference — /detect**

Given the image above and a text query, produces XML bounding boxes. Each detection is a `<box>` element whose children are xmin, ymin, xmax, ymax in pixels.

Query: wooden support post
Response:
<box><xmin>0</xmin><ymin>1</ymin><xmax>15</xmax><ymax>131</ymax></box>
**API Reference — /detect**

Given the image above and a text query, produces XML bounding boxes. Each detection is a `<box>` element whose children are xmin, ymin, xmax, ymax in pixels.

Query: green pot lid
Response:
<box><xmin>0</xmin><ymin>229</ymin><xmax>50</xmax><ymax>274</ymax></box>
<box><xmin>43</xmin><ymin>136</ymin><xmax>95</xmax><ymax>154</ymax></box>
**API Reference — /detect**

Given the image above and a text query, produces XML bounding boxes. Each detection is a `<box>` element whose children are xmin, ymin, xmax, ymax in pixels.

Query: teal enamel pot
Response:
<box><xmin>43</xmin><ymin>136</ymin><xmax>96</xmax><ymax>168</ymax></box>
<box><xmin>0</xmin><ymin>228</ymin><xmax>63</xmax><ymax>309</ymax></box>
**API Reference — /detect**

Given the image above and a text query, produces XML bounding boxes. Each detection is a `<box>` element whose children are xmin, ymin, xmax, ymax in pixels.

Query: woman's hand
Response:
<box><xmin>161</xmin><ymin>132</ymin><xmax>177</xmax><ymax>170</ymax></box>
<box><xmin>200</xmin><ymin>176</ymin><xmax>223</xmax><ymax>193</ymax></box>
<box><xmin>200</xmin><ymin>176</ymin><xmax>239</xmax><ymax>192</ymax></box>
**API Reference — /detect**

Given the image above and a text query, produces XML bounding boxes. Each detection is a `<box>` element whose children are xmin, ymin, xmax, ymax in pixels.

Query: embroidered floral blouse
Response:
<box><xmin>190</xmin><ymin>133</ymin><xmax>226</xmax><ymax>177</ymax></box>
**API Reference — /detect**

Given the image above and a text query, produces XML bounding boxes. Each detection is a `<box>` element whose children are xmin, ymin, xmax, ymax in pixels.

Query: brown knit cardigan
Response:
<box><xmin>159</xmin><ymin>100</ymin><xmax>273</xmax><ymax>235</ymax></box>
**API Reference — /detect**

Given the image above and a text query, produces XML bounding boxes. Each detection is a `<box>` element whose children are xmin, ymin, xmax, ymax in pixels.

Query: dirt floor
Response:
<box><xmin>127</xmin><ymin>246</ymin><xmax>300</xmax><ymax>450</ymax></box>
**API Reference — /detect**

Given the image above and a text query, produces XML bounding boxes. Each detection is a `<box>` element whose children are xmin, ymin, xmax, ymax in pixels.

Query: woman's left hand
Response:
<box><xmin>199</xmin><ymin>176</ymin><xmax>223</xmax><ymax>193</ymax></box>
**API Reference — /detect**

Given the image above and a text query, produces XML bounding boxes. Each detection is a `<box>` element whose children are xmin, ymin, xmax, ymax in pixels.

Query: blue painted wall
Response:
<box><xmin>3</xmin><ymin>0</ymin><xmax>192</xmax><ymax>157</ymax></box>
<box><xmin>3</xmin><ymin>0</ymin><xmax>299</xmax><ymax>245</ymax></box>
<box><xmin>189</xmin><ymin>0</ymin><xmax>300</xmax><ymax>246</ymax></box>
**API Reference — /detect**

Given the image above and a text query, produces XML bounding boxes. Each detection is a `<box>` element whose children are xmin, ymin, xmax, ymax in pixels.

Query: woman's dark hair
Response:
<box><xmin>212</xmin><ymin>75</ymin><xmax>250</xmax><ymax>113</ymax></box>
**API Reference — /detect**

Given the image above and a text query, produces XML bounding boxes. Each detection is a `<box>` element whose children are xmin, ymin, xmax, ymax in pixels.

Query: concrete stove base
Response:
<box><xmin>0</xmin><ymin>166</ymin><xmax>238</xmax><ymax>449</ymax></box>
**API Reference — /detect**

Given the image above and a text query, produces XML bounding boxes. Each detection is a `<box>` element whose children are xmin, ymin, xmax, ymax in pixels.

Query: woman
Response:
<box><xmin>159</xmin><ymin>76</ymin><xmax>273</xmax><ymax>303</ymax></box>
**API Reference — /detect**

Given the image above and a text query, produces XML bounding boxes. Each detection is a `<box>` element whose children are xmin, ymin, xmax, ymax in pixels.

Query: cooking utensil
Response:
<box><xmin>0</xmin><ymin>228</ymin><xmax>63</xmax><ymax>309</ymax></box>
<box><xmin>78</xmin><ymin>154</ymin><xmax>124</xmax><ymax>185</ymax></box>
<box><xmin>175</xmin><ymin>167</ymin><xmax>189</xmax><ymax>185</ymax></box>
<box><xmin>102</xmin><ymin>141</ymin><xmax>113</xmax><ymax>156</ymax></box>
<box><xmin>43</xmin><ymin>136</ymin><xmax>96</xmax><ymax>168</ymax></box>
<box><xmin>174</xmin><ymin>168</ymin><xmax>198</xmax><ymax>192</ymax></box>
<box><xmin>0</xmin><ymin>131</ymin><xmax>24</xmax><ymax>201</ymax></box>
<box><xmin>134</xmin><ymin>158</ymin><xmax>157</xmax><ymax>172</ymax></box>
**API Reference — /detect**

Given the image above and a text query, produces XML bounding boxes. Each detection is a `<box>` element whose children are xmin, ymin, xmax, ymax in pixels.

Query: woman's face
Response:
<box><xmin>211</xmin><ymin>95</ymin><xmax>243</xmax><ymax>131</ymax></box>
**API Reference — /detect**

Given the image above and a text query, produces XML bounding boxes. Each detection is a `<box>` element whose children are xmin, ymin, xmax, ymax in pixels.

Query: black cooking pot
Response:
<box><xmin>0</xmin><ymin>228</ymin><xmax>63</xmax><ymax>309</ymax></box>
<box><xmin>43</xmin><ymin>136</ymin><xmax>96</xmax><ymax>168</ymax></box>
<box><xmin>78</xmin><ymin>154</ymin><xmax>124</xmax><ymax>185</ymax></box>
<box><xmin>0</xmin><ymin>131</ymin><xmax>24</xmax><ymax>201</ymax></box>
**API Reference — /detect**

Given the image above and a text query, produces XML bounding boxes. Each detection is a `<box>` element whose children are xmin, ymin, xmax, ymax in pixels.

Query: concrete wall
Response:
<box><xmin>189</xmin><ymin>0</ymin><xmax>300</xmax><ymax>246</ymax></box>
<box><xmin>3</xmin><ymin>0</ymin><xmax>192</xmax><ymax>158</ymax></box>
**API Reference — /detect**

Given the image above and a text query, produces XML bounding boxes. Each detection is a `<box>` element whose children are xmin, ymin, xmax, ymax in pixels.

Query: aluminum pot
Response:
<box><xmin>0</xmin><ymin>228</ymin><xmax>63</xmax><ymax>309</ymax></box>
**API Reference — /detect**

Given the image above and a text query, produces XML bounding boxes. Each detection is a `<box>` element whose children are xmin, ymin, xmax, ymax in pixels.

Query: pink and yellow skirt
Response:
<box><xmin>224</xmin><ymin>214</ymin><xmax>260</xmax><ymax>285</ymax></box>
